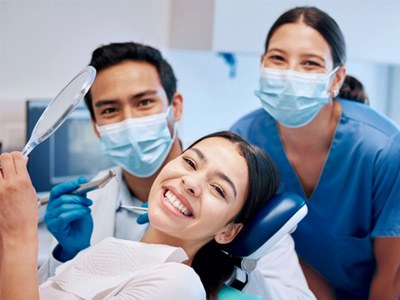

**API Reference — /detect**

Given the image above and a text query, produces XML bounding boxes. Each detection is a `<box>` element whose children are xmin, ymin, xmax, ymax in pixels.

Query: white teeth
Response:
<box><xmin>165</xmin><ymin>190</ymin><xmax>191</xmax><ymax>216</ymax></box>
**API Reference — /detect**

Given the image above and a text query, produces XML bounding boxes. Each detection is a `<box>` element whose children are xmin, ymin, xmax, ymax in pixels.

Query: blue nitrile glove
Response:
<box><xmin>136</xmin><ymin>201</ymin><xmax>149</xmax><ymax>224</ymax></box>
<box><xmin>44</xmin><ymin>177</ymin><xmax>93</xmax><ymax>262</ymax></box>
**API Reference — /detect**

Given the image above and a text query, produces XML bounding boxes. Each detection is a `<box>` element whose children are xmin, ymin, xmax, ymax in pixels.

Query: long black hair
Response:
<box><xmin>264</xmin><ymin>6</ymin><xmax>346</xmax><ymax>68</ymax></box>
<box><xmin>188</xmin><ymin>131</ymin><xmax>279</xmax><ymax>299</ymax></box>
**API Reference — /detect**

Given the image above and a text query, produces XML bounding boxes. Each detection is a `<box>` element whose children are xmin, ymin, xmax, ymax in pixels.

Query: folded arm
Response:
<box><xmin>299</xmin><ymin>257</ymin><xmax>335</xmax><ymax>300</ymax></box>
<box><xmin>370</xmin><ymin>237</ymin><xmax>400</xmax><ymax>300</ymax></box>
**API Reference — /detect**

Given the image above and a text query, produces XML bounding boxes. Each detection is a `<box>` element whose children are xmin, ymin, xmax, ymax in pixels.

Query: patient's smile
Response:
<box><xmin>164</xmin><ymin>189</ymin><xmax>193</xmax><ymax>217</ymax></box>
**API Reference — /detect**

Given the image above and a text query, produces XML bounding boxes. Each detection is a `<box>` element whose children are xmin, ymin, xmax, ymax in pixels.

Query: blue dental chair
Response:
<box><xmin>217</xmin><ymin>192</ymin><xmax>308</xmax><ymax>300</ymax></box>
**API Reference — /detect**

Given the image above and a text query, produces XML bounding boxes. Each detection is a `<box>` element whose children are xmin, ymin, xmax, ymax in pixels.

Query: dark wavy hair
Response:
<box><xmin>188</xmin><ymin>131</ymin><xmax>280</xmax><ymax>300</ymax></box>
<box><xmin>338</xmin><ymin>75</ymin><xmax>369</xmax><ymax>105</ymax></box>
<box><xmin>84</xmin><ymin>42</ymin><xmax>177</xmax><ymax>120</ymax></box>
<box><xmin>264</xmin><ymin>6</ymin><xmax>346</xmax><ymax>68</ymax></box>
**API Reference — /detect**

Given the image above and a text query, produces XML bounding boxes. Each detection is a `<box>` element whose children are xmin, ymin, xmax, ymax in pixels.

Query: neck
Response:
<box><xmin>122</xmin><ymin>138</ymin><xmax>183</xmax><ymax>202</ymax></box>
<box><xmin>278</xmin><ymin>100</ymin><xmax>341</xmax><ymax>151</ymax></box>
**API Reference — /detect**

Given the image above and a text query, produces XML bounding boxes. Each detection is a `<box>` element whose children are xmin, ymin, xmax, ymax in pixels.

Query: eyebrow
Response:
<box><xmin>266</xmin><ymin>48</ymin><xmax>285</xmax><ymax>53</ymax></box>
<box><xmin>300</xmin><ymin>53</ymin><xmax>325</xmax><ymax>61</ymax></box>
<box><xmin>94</xmin><ymin>90</ymin><xmax>159</xmax><ymax>108</ymax></box>
<box><xmin>267</xmin><ymin>48</ymin><xmax>325</xmax><ymax>61</ymax></box>
<box><xmin>189</xmin><ymin>147</ymin><xmax>238</xmax><ymax>198</ymax></box>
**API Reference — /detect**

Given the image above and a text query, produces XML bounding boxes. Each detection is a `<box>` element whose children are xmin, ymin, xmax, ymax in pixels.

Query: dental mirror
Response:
<box><xmin>22</xmin><ymin>66</ymin><xmax>96</xmax><ymax>156</ymax></box>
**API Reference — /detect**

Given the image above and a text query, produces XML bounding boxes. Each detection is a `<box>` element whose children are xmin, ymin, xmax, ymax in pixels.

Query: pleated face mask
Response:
<box><xmin>97</xmin><ymin>107</ymin><xmax>176</xmax><ymax>177</ymax></box>
<box><xmin>255</xmin><ymin>67</ymin><xmax>338</xmax><ymax>128</ymax></box>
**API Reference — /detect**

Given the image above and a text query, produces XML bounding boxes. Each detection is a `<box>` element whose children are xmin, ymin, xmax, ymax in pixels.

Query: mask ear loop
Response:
<box><xmin>328</xmin><ymin>66</ymin><xmax>341</xmax><ymax>99</ymax></box>
<box><xmin>166</xmin><ymin>106</ymin><xmax>178</xmax><ymax>140</ymax></box>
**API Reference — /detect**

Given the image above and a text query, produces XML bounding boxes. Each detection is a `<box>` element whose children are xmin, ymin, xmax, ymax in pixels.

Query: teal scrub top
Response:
<box><xmin>231</xmin><ymin>99</ymin><xmax>400</xmax><ymax>299</ymax></box>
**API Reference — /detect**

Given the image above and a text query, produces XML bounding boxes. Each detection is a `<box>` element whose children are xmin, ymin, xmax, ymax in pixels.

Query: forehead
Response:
<box><xmin>269</xmin><ymin>22</ymin><xmax>332</xmax><ymax>57</ymax></box>
<box><xmin>90</xmin><ymin>60</ymin><xmax>164</xmax><ymax>97</ymax></box>
<box><xmin>191</xmin><ymin>137</ymin><xmax>248</xmax><ymax>196</ymax></box>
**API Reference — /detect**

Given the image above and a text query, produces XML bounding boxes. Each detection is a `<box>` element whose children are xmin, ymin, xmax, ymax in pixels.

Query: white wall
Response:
<box><xmin>387</xmin><ymin>66</ymin><xmax>400</xmax><ymax>126</ymax></box>
<box><xmin>165</xmin><ymin>50</ymin><xmax>261</xmax><ymax>147</ymax></box>
<box><xmin>345</xmin><ymin>61</ymin><xmax>391</xmax><ymax>114</ymax></box>
<box><xmin>213</xmin><ymin>0</ymin><xmax>400</xmax><ymax>64</ymax></box>
<box><xmin>0</xmin><ymin>0</ymin><xmax>171</xmax><ymax>151</ymax></box>
<box><xmin>1</xmin><ymin>0</ymin><xmax>399</xmax><ymax>152</ymax></box>
<box><xmin>0</xmin><ymin>0</ymin><xmax>170</xmax><ymax>99</ymax></box>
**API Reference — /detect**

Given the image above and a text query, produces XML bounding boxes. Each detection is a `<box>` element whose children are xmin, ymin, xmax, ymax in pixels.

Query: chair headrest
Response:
<box><xmin>221</xmin><ymin>192</ymin><xmax>307</xmax><ymax>260</ymax></box>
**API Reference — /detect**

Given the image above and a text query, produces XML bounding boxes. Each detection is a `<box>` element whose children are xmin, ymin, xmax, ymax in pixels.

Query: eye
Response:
<box><xmin>270</xmin><ymin>55</ymin><xmax>284</xmax><ymax>61</ymax></box>
<box><xmin>99</xmin><ymin>107</ymin><xmax>118</xmax><ymax>116</ymax></box>
<box><xmin>210</xmin><ymin>183</ymin><xmax>226</xmax><ymax>198</ymax></box>
<box><xmin>267</xmin><ymin>54</ymin><xmax>285</xmax><ymax>65</ymax></box>
<box><xmin>183</xmin><ymin>157</ymin><xmax>196</xmax><ymax>170</ymax></box>
<box><xmin>302</xmin><ymin>60</ymin><xmax>325</xmax><ymax>72</ymax></box>
<box><xmin>137</xmin><ymin>99</ymin><xmax>154</xmax><ymax>107</ymax></box>
<box><xmin>304</xmin><ymin>60</ymin><xmax>320</xmax><ymax>67</ymax></box>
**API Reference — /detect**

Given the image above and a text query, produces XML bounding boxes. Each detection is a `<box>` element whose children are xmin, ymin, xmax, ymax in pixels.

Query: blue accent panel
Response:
<box><xmin>222</xmin><ymin>192</ymin><xmax>306</xmax><ymax>257</ymax></box>
<box><xmin>217</xmin><ymin>284</ymin><xmax>262</xmax><ymax>300</ymax></box>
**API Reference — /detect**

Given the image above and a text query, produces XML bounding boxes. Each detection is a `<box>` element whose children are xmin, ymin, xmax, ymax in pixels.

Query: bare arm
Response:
<box><xmin>370</xmin><ymin>237</ymin><xmax>400</xmax><ymax>300</ymax></box>
<box><xmin>0</xmin><ymin>152</ymin><xmax>39</xmax><ymax>300</ymax></box>
<box><xmin>299</xmin><ymin>258</ymin><xmax>335</xmax><ymax>300</ymax></box>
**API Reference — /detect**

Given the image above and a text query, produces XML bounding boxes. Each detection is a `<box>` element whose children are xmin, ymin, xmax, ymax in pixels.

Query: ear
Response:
<box><xmin>330</xmin><ymin>66</ymin><xmax>347</xmax><ymax>98</ymax></box>
<box><xmin>214</xmin><ymin>223</ymin><xmax>244</xmax><ymax>245</ymax></box>
<box><xmin>260</xmin><ymin>53</ymin><xmax>266</xmax><ymax>65</ymax></box>
<box><xmin>91</xmin><ymin>119</ymin><xmax>100</xmax><ymax>138</ymax></box>
<box><xmin>171</xmin><ymin>92</ymin><xmax>183</xmax><ymax>122</ymax></box>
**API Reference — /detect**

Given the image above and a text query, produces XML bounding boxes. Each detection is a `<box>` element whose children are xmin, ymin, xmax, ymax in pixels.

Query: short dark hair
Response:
<box><xmin>85</xmin><ymin>42</ymin><xmax>177</xmax><ymax>120</ymax></box>
<box><xmin>189</xmin><ymin>131</ymin><xmax>280</xmax><ymax>300</ymax></box>
<box><xmin>264</xmin><ymin>6</ymin><xmax>346</xmax><ymax>68</ymax></box>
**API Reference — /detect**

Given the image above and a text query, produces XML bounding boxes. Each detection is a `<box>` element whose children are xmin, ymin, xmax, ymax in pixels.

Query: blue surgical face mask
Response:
<box><xmin>97</xmin><ymin>107</ymin><xmax>177</xmax><ymax>178</ymax></box>
<box><xmin>255</xmin><ymin>67</ymin><xmax>338</xmax><ymax>128</ymax></box>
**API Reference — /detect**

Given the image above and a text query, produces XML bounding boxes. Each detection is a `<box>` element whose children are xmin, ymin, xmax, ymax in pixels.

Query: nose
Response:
<box><xmin>288</xmin><ymin>61</ymin><xmax>298</xmax><ymax>71</ymax></box>
<box><xmin>181</xmin><ymin>175</ymin><xmax>201</xmax><ymax>197</ymax></box>
<box><xmin>122</xmin><ymin>105</ymin><xmax>134</xmax><ymax>120</ymax></box>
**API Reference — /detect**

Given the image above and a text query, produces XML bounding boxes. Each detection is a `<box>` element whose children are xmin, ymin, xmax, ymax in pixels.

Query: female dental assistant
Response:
<box><xmin>232</xmin><ymin>6</ymin><xmax>400</xmax><ymax>300</ymax></box>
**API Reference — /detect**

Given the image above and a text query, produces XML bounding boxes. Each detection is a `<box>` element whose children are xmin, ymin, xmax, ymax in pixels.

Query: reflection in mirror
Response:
<box><xmin>22</xmin><ymin>66</ymin><xmax>96</xmax><ymax>156</ymax></box>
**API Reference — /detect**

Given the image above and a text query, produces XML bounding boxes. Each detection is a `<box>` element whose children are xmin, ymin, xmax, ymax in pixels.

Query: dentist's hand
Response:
<box><xmin>44</xmin><ymin>177</ymin><xmax>93</xmax><ymax>262</ymax></box>
<box><xmin>136</xmin><ymin>201</ymin><xmax>149</xmax><ymax>224</ymax></box>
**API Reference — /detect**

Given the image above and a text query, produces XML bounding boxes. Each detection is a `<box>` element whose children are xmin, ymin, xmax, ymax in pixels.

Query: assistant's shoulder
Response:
<box><xmin>231</xmin><ymin>108</ymin><xmax>271</xmax><ymax>134</ymax></box>
<box><xmin>340</xmin><ymin>99</ymin><xmax>400</xmax><ymax>139</ymax></box>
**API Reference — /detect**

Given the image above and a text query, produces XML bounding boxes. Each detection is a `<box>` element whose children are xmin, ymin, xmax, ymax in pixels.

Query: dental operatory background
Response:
<box><xmin>1</xmin><ymin>0</ymin><xmax>400</xmax><ymax>155</ymax></box>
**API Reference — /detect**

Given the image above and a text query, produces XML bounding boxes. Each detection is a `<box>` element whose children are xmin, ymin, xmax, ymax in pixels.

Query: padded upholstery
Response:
<box><xmin>222</xmin><ymin>192</ymin><xmax>307</xmax><ymax>260</ymax></box>
<box><xmin>217</xmin><ymin>192</ymin><xmax>308</xmax><ymax>300</ymax></box>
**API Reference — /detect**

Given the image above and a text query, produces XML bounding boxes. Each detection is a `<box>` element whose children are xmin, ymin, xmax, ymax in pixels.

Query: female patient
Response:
<box><xmin>0</xmin><ymin>131</ymin><xmax>279</xmax><ymax>300</ymax></box>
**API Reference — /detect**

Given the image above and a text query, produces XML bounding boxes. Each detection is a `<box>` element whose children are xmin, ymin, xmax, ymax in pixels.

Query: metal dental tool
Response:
<box><xmin>38</xmin><ymin>169</ymin><xmax>117</xmax><ymax>207</ymax></box>
<box><xmin>119</xmin><ymin>205</ymin><xmax>148</xmax><ymax>212</ymax></box>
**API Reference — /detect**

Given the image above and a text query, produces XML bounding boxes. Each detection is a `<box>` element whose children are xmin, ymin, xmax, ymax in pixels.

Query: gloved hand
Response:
<box><xmin>136</xmin><ymin>201</ymin><xmax>149</xmax><ymax>224</ymax></box>
<box><xmin>44</xmin><ymin>177</ymin><xmax>93</xmax><ymax>262</ymax></box>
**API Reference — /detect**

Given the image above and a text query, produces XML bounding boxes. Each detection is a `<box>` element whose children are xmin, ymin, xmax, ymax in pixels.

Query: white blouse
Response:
<box><xmin>39</xmin><ymin>237</ymin><xmax>206</xmax><ymax>300</ymax></box>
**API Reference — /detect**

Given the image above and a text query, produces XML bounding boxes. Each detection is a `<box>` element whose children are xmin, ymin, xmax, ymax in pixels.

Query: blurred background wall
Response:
<box><xmin>1</xmin><ymin>0</ymin><xmax>399</xmax><ymax>151</ymax></box>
